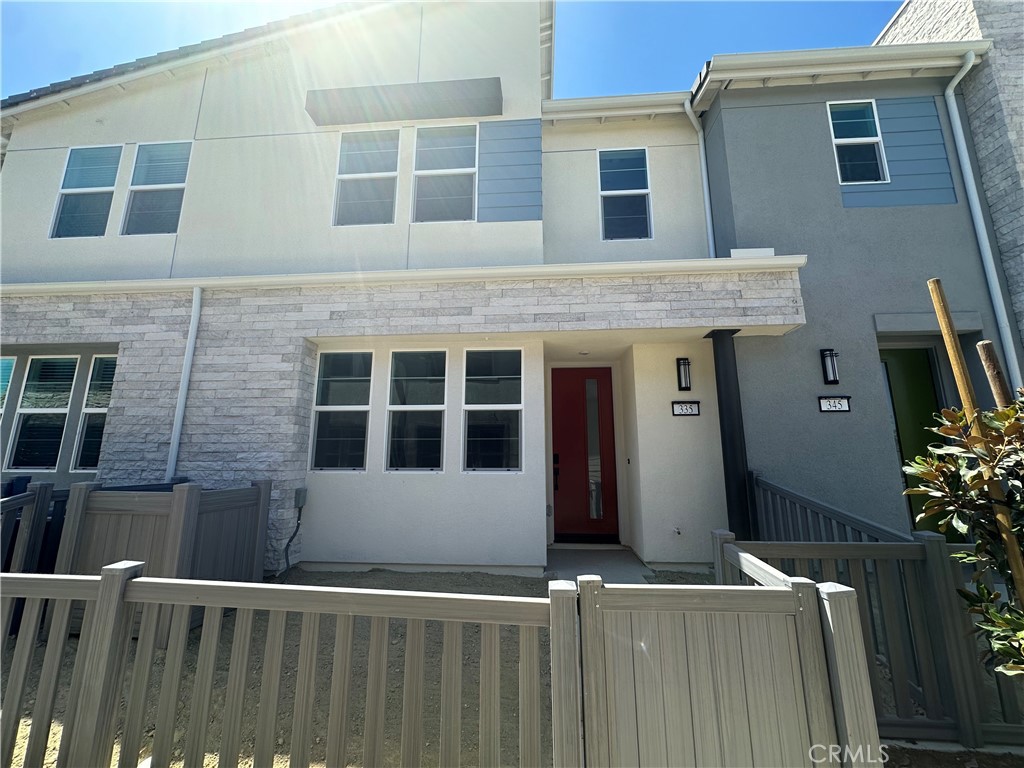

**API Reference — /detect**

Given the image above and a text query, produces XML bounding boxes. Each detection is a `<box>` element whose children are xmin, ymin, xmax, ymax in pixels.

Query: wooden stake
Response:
<box><xmin>977</xmin><ymin>340</ymin><xmax>1013</xmax><ymax>408</ymax></box>
<box><xmin>928</xmin><ymin>279</ymin><xmax>1024</xmax><ymax>604</ymax></box>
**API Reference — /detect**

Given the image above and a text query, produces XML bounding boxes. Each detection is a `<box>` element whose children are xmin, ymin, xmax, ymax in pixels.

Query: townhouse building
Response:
<box><xmin>1</xmin><ymin>1</ymin><xmax>1017</xmax><ymax>573</ymax></box>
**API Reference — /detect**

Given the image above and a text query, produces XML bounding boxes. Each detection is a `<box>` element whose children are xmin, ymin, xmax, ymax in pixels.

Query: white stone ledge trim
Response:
<box><xmin>1</xmin><ymin>256</ymin><xmax>808</xmax><ymax>296</ymax></box>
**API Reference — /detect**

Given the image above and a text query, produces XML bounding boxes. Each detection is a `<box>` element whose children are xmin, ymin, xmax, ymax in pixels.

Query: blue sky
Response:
<box><xmin>1</xmin><ymin>1</ymin><xmax>903</xmax><ymax>100</ymax></box>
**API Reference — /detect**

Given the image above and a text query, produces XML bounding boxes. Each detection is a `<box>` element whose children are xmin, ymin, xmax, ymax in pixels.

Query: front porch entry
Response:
<box><xmin>550</xmin><ymin>367</ymin><xmax>619</xmax><ymax>543</ymax></box>
<box><xmin>546</xmin><ymin>544</ymin><xmax>653</xmax><ymax>584</ymax></box>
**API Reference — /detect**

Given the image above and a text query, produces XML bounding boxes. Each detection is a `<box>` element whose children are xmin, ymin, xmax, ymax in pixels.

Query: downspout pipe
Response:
<box><xmin>944</xmin><ymin>51</ymin><xmax>1023</xmax><ymax>391</ymax></box>
<box><xmin>165</xmin><ymin>286</ymin><xmax>202</xmax><ymax>482</ymax></box>
<box><xmin>684</xmin><ymin>98</ymin><xmax>717</xmax><ymax>259</ymax></box>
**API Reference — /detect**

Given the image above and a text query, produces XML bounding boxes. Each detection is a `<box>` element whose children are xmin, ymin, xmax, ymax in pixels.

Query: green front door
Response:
<box><xmin>880</xmin><ymin>348</ymin><xmax>942</xmax><ymax>530</ymax></box>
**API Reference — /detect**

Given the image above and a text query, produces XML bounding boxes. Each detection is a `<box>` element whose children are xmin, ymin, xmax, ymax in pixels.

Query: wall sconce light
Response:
<box><xmin>676</xmin><ymin>357</ymin><xmax>691</xmax><ymax>391</ymax></box>
<box><xmin>820</xmin><ymin>349</ymin><xmax>840</xmax><ymax>385</ymax></box>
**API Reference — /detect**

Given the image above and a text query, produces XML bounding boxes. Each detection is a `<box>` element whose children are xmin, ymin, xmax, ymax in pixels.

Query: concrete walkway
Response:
<box><xmin>545</xmin><ymin>546</ymin><xmax>653</xmax><ymax>584</ymax></box>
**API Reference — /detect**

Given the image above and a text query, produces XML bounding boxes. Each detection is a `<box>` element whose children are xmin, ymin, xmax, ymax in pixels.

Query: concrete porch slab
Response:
<box><xmin>545</xmin><ymin>547</ymin><xmax>653</xmax><ymax>584</ymax></box>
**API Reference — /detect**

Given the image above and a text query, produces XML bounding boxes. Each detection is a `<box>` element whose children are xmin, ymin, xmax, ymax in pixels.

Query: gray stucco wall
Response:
<box><xmin>877</xmin><ymin>0</ymin><xmax>1024</xmax><ymax>350</ymax></box>
<box><xmin>705</xmin><ymin>79</ymin><xmax>1003</xmax><ymax>532</ymax></box>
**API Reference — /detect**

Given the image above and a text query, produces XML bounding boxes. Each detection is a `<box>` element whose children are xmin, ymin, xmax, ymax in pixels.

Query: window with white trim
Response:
<box><xmin>827</xmin><ymin>101</ymin><xmax>889</xmax><ymax>184</ymax></box>
<box><xmin>599</xmin><ymin>148</ymin><xmax>651</xmax><ymax>240</ymax></box>
<box><xmin>73</xmin><ymin>356</ymin><xmax>117</xmax><ymax>470</ymax></box>
<box><xmin>123</xmin><ymin>142</ymin><xmax>191</xmax><ymax>234</ymax></box>
<box><xmin>387</xmin><ymin>351</ymin><xmax>446</xmax><ymax>470</ymax></box>
<box><xmin>0</xmin><ymin>358</ymin><xmax>14</xmax><ymax>414</ymax></box>
<box><xmin>8</xmin><ymin>357</ymin><xmax>79</xmax><ymax>470</ymax></box>
<box><xmin>51</xmin><ymin>146</ymin><xmax>122</xmax><ymax>238</ymax></box>
<box><xmin>463</xmin><ymin>350</ymin><xmax>521</xmax><ymax>471</ymax></box>
<box><xmin>312</xmin><ymin>352</ymin><xmax>372</xmax><ymax>470</ymax></box>
<box><xmin>413</xmin><ymin>126</ymin><xmax>476</xmax><ymax>222</ymax></box>
<box><xmin>334</xmin><ymin>131</ymin><xmax>399</xmax><ymax>226</ymax></box>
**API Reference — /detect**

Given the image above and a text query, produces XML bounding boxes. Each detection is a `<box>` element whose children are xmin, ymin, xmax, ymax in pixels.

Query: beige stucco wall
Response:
<box><xmin>1</xmin><ymin>1</ymin><xmax>544</xmax><ymax>283</ymax></box>
<box><xmin>627</xmin><ymin>341</ymin><xmax>727</xmax><ymax>565</ymax></box>
<box><xmin>542</xmin><ymin>117</ymin><xmax>710</xmax><ymax>264</ymax></box>
<box><xmin>303</xmin><ymin>338</ymin><xmax>547</xmax><ymax>570</ymax></box>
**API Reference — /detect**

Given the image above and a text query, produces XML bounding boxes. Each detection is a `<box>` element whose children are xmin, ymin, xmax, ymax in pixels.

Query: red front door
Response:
<box><xmin>551</xmin><ymin>367</ymin><xmax>619</xmax><ymax>542</ymax></box>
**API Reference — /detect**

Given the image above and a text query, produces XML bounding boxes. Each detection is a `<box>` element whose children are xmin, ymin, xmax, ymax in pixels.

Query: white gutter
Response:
<box><xmin>165</xmin><ymin>286</ymin><xmax>202</xmax><ymax>482</ymax></box>
<box><xmin>684</xmin><ymin>99</ymin><xmax>717</xmax><ymax>259</ymax></box>
<box><xmin>944</xmin><ymin>52</ymin><xmax>1023</xmax><ymax>390</ymax></box>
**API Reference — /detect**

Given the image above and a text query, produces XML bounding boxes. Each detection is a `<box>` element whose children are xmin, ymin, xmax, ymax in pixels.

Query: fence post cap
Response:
<box><xmin>817</xmin><ymin>581</ymin><xmax>856</xmax><ymax>599</ymax></box>
<box><xmin>577</xmin><ymin>574</ymin><xmax>603</xmax><ymax>587</ymax></box>
<box><xmin>101</xmin><ymin>560</ymin><xmax>145</xmax><ymax>577</ymax></box>
<box><xmin>786</xmin><ymin>576</ymin><xmax>817</xmax><ymax>588</ymax></box>
<box><xmin>548</xmin><ymin>579</ymin><xmax>578</xmax><ymax>596</ymax></box>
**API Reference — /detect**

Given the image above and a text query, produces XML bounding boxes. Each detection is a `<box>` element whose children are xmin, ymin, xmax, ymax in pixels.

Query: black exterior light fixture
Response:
<box><xmin>820</xmin><ymin>349</ymin><xmax>840</xmax><ymax>385</ymax></box>
<box><xmin>676</xmin><ymin>357</ymin><xmax>692</xmax><ymax>391</ymax></box>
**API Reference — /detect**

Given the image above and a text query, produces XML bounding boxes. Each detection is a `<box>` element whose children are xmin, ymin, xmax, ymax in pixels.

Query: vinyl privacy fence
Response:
<box><xmin>2</xmin><ymin>561</ymin><xmax>879</xmax><ymax>767</ymax></box>
<box><xmin>715</xmin><ymin>529</ymin><xmax>1024</xmax><ymax>749</ymax></box>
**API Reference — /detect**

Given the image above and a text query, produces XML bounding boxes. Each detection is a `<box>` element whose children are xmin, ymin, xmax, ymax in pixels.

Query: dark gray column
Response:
<box><xmin>708</xmin><ymin>330</ymin><xmax>753</xmax><ymax>539</ymax></box>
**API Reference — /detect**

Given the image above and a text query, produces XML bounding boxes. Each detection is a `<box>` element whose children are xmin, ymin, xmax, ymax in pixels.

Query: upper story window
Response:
<box><xmin>335</xmin><ymin>131</ymin><xmax>399</xmax><ymax>226</ymax></box>
<box><xmin>827</xmin><ymin>101</ymin><xmax>889</xmax><ymax>184</ymax></box>
<box><xmin>123</xmin><ymin>142</ymin><xmax>191</xmax><ymax>234</ymax></box>
<box><xmin>387</xmin><ymin>351</ymin><xmax>446</xmax><ymax>470</ymax></box>
<box><xmin>312</xmin><ymin>352</ymin><xmax>373</xmax><ymax>470</ymax></box>
<box><xmin>598</xmin><ymin>149</ymin><xmax>651</xmax><ymax>240</ymax></box>
<box><xmin>464</xmin><ymin>350</ymin><xmax>522</xmax><ymax>471</ymax></box>
<box><xmin>51</xmin><ymin>146</ymin><xmax>122</xmax><ymax>238</ymax></box>
<box><xmin>413</xmin><ymin>126</ymin><xmax>477</xmax><ymax>222</ymax></box>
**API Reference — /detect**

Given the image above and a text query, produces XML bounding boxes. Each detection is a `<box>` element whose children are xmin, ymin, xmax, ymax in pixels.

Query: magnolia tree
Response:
<box><xmin>904</xmin><ymin>397</ymin><xmax>1024</xmax><ymax>676</ymax></box>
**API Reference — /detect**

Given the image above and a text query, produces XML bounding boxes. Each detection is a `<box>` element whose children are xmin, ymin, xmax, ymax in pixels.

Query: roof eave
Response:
<box><xmin>691</xmin><ymin>40</ymin><xmax>992</xmax><ymax>111</ymax></box>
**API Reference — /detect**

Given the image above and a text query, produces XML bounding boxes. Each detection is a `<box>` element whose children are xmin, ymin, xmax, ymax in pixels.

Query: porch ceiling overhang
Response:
<box><xmin>690</xmin><ymin>40</ymin><xmax>993</xmax><ymax>112</ymax></box>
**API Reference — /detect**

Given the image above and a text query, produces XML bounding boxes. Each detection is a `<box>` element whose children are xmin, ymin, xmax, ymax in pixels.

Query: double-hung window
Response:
<box><xmin>463</xmin><ymin>350</ymin><xmax>521</xmax><ymax>471</ymax></box>
<box><xmin>827</xmin><ymin>101</ymin><xmax>889</xmax><ymax>184</ymax></box>
<box><xmin>335</xmin><ymin>131</ymin><xmax>399</xmax><ymax>226</ymax></box>
<box><xmin>312</xmin><ymin>352</ymin><xmax>373</xmax><ymax>470</ymax></box>
<box><xmin>52</xmin><ymin>146</ymin><xmax>122</xmax><ymax>238</ymax></box>
<box><xmin>73</xmin><ymin>356</ymin><xmax>117</xmax><ymax>470</ymax></box>
<box><xmin>123</xmin><ymin>142</ymin><xmax>191</xmax><ymax>234</ymax></box>
<box><xmin>387</xmin><ymin>351</ymin><xmax>446</xmax><ymax>470</ymax></box>
<box><xmin>8</xmin><ymin>357</ymin><xmax>79</xmax><ymax>470</ymax></box>
<box><xmin>599</xmin><ymin>149</ymin><xmax>651</xmax><ymax>240</ymax></box>
<box><xmin>413</xmin><ymin>126</ymin><xmax>477</xmax><ymax>222</ymax></box>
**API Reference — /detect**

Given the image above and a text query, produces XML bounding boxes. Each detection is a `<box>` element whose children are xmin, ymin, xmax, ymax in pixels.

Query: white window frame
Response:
<box><xmin>462</xmin><ymin>348</ymin><xmax>524</xmax><ymax>473</ymax></box>
<box><xmin>5</xmin><ymin>355</ymin><xmax>81</xmax><ymax>472</ymax></box>
<box><xmin>49</xmin><ymin>145</ymin><xmax>122</xmax><ymax>239</ymax></box>
<box><xmin>412</xmin><ymin>125</ymin><xmax>479</xmax><ymax>223</ymax></box>
<box><xmin>70</xmin><ymin>354</ymin><xmax>117</xmax><ymax>472</ymax></box>
<box><xmin>385</xmin><ymin>349</ymin><xmax>447</xmax><ymax>472</ymax></box>
<box><xmin>120</xmin><ymin>140</ymin><xmax>193</xmax><ymax>236</ymax></box>
<box><xmin>597</xmin><ymin>147</ymin><xmax>653</xmax><ymax>241</ymax></box>
<box><xmin>309</xmin><ymin>350</ymin><xmax>374</xmax><ymax>472</ymax></box>
<box><xmin>333</xmin><ymin>130</ymin><xmax>400</xmax><ymax>227</ymax></box>
<box><xmin>827</xmin><ymin>99</ymin><xmax>890</xmax><ymax>186</ymax></box>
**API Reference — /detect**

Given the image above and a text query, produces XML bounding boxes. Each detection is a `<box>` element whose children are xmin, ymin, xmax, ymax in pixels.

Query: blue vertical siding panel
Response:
<box><xmin>477</xmin><ymin>119</ymin><xmax>542</xmax><ymax>222</ymax></box>
<box><xmin>840</xmin><ymin>97</ymin><xmax>957</xmax><ymax>208</ymax></box>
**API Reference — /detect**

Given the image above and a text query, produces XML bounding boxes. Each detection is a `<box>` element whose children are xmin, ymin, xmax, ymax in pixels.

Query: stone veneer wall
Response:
<box><xmin>877</xmin><ymin>0</ymin><xmax>1024</xmax><ymax>343</ymax></box>
<box><xmin>1</xmin><ymin>268</ymin><xmax>803</xmax><ymax>570</ymax></box>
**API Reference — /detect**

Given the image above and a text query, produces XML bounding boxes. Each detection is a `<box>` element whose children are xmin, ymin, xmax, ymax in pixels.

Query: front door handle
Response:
<box><xmin>553</xmin><ymin>467</ymin><xmax>559</xmax><ymax>491</ymax></box>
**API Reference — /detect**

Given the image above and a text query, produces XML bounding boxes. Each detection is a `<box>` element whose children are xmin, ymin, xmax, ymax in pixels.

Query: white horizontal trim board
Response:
<box><xmin>0</xmin><ymin>573</ymin><xmax>101</xmax><ymax>600</ymax></box>
<box><xmin>3</xmin><ymin>254</ymin><xmax>807</xmax><ymax>296</ymax></box>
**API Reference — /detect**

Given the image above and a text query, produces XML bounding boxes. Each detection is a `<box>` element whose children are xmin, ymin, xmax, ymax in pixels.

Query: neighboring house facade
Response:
<box><xmin>876</xmin><ymin>0</ymin><xmax>1024</xmax><ymax>343</ymax></box>
<box><xmin>0</xmin><ymin>1</ymin><xmax>1016</xmax><ymax>573</ymax></box>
